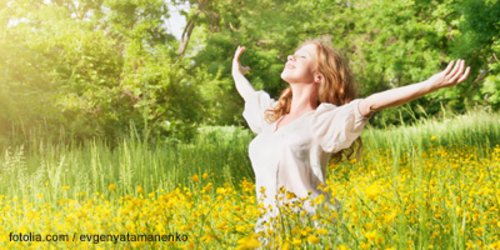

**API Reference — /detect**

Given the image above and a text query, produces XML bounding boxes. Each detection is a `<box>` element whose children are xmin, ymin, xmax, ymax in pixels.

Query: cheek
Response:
<box><xmin>298</xmin><ymin>66</ymin><xmax>315</xmax><ymax>80</ymax></box>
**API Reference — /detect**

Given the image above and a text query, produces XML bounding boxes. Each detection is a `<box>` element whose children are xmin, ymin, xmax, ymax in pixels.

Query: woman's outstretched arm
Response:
<box><xmin>358</xmin><ymin>60</ymin><xmax>471</xmax><ymax>118</ymax></box>
<box><xmin>232</xmin><ymin>46</ymin><xmax>256</xmax><ymax>102</ymax></box>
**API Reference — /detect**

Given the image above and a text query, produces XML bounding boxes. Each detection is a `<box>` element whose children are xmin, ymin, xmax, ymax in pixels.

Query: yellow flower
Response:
<box><xmin>431</xmin><ymin>135</ymin><xmax>437</xmax><ymax>141</ymax></box>
<box><xmin>365</xmin><ymin>230</ymin><xmax>378</xmax><ymax>242</ymax></box>
<box><xmin>241</xmin><ymin>179</ymin><xmax>254</xmax><ymax>193</ymax></box>
<box><xmin>216</xmin><ymin>187</ymin><xmax>227</xmax><ymax>195</ymax></box>
<box><xmin>360</xmin><ymin>242</ymin><xmax>370</xmax><ymax>250</ymax></box>
<box><xmin>236</xmin><ymin>234</ymin><xmax>261</xmax><ymax>250</ymax></box>
<box><xmin>338</xmin><ymin>245</ymin><xmax>348</xmax><ymax>250</ymax></box>
<box><xmin>312</xmin><ymin>194</ymin><xmax>325</xmax><ymax>205</ymax></box>
<box><xmin>108</xmin><ymin>183</ymin><xmax>117</xmax><ymax>192</ymax></box>
<box><xmin>136</xmin><ymin>185</ymin><xmax>143</xmax><ymax>194</ymax></box>
<box><xmin>191</xmin><ymin>174</ymin><xmax>199</xmax><ymax>182</ymax></box>
<box><xmin>307</xmin><ymin>234</ymin><xmax>320</xmax><ymax>244</ymax></box>
<box><xmin>201</xmin><ymin>233</ymin><xmax>216</xmax><ymax>243</ymax></box>
<box><xmin>236</xmin><ymin>225</ymin><xmax>246</xmax><ymax>233</ymax></box>
<box><xmin>317</xmin><ymin>228</ymin><xmax>327</xmax><ymax>235</ymax></box>
<box><xmin>286</xmin><ymin>191</ymin><xmax>297</xmax><ymax>200</ymax></box>
<box><xmin>202</xmin><ymin>182</ymin><xmax>213</xmax><ymax>193</ymax></box>
<box><xmin>384</xmin><ymin>211</ymin><xmax>397</xmax><ymax>224</ymax></box>
<box><xmin>61</xmin><ymin>185</ymin><xmax>70</xmax><ymax>191</ymax></box>
<box><xmin>282</xmin><ymin>242</ymin><xmax>290</xmax><ymax>250</ymax></box>
<box><xmin>365</xmin><ymin>183</ymin><xmax>381</xmax><ymax>199</ymax></box>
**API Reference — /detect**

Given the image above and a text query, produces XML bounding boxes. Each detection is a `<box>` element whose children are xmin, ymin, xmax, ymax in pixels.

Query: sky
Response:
<box><xmin>165</xmin><ymin>1</ymin><xmax>189</xmax><ymax>40</ymax></box>
<box><xmin>9</xmin><ymin>0</ymin><xmax>189</xmax><ymax>41</ymax></box>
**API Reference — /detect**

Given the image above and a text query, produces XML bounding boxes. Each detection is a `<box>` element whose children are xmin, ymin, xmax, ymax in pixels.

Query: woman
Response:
<box><xmin>231</xmin><ymin>38</ymin><xmax>470</xmax><ymax>233</ymax></box>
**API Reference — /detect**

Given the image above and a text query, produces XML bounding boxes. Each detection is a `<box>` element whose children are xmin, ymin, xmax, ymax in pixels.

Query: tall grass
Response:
<box><xmin>0</xmin><ymin>124</ymin><xmax>254</xmax><ymax>202</ymax></box>
<box><xmin>0</xmin><ymin>110</ymin><xmax>498</xmax><ymax>202</ymax></box>
<box><xmin>364</xmin><ymin>109</ymin><xmax>499</xmax><ymax>158</ymax></box>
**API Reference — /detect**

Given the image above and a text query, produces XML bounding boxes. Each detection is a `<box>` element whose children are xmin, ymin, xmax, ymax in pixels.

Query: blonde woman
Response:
<box><xmin>231</xmin><ymin>38</ymin><xmax>470</xmax><ymax>233</ymax></box>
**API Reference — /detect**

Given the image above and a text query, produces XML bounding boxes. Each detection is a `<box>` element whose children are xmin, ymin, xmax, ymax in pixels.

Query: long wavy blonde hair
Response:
<box><xmin>264</xmin><ymin>38</ymin><xmax>362</xmax><ymax>162</ymax></box>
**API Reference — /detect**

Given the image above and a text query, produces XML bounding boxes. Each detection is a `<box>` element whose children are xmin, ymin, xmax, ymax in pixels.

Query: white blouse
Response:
<box><xmin>243</xmin><ymin>90</ymin><xmax>370</xmax><ymax>227</ymax></box>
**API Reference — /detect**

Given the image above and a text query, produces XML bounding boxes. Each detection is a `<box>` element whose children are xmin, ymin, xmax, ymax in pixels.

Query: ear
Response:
<box><xmin>314</xmin><ymin>72</ymin><xmax>324</xmax><ymax>84</ymax></box>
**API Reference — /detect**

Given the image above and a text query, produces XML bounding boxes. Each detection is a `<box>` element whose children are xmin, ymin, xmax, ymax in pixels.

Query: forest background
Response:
<box><xmin>0</xmin><ymin>0</ymin><xmax>498</xmax><ymax>147</ymax></box>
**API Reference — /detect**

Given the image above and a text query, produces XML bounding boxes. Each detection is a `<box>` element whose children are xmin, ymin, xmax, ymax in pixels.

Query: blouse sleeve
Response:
<box><xmin>242</xmin><ymin>90</ymin><xmax>276</xmax><ymax>134</ymax></box>
<box><xmin>312</xmin><ymin>98</ymin><xmax>370</xmax><ymax>153</ymax></box>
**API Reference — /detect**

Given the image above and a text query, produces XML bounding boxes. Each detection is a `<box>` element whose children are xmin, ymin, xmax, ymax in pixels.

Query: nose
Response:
<box><xmin>287</xmin><ymin>55</ymin><xmax>295</xmax><ymax>61</ymax></box>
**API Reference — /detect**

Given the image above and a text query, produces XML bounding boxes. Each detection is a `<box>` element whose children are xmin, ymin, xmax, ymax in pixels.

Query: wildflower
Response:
<box><xmin>282</xmin><ymin>242</ymin><xmax>291</xmax><ymax>250</ymax></box>
<box><xmin>108</xmin><ymin>183</ymin><xmax>117</xmax><ymax>192</ymax></box>
<box><xmin>383</xmin><ymin>211</ymin><xmax>397</xmax><ymax>224</ymax></box>
<box><xmin>202</xmin><ymin>182</ymin><xmax>213</xmax><ymax>193</ymax></box>
<box><xmin>365</xmin><ymin>230</ymin><xmax>377</xmax><ymax>242</ymax></box>
<box><xmin>360</xmin><ymin>242</ymin><xmax>370</xmax><ymax>249</ymax></box>
<box><xmin>312</xmin><ymin>194</ymin><xmax>325</xmax><ymax>206</ymax></box>
<box><xmin>191</xmin><ymin>174</ymin><xmax>199</xmax><ymax>182</ymax></box>
<box><xmin>337</xmin><ymin>245</ymin><xmax>348</xmax><ymax>250</ymax></box>
<box><xmin>430</xmin><ymin>135</ymin><xmax>437</xmax><ymax>141</ymax></box>
<box><xmin>202</xmin><ymin>172</ymin><xmax>209</xmax><ymax>179</ymax></box>
<box><xmin>236</xmin><ymin>225</ymin><xmax>246</xmax><ymax>233</ymax></box>
<box><xmin>241</xmin><ymin>179</ymin><xmax>254</xmax><ymax>193</ymax></box>
<box><xmin>236</xmin><ymin>234</ymin><xmax>260</xmax><ymax>250</ymax></box>
<box><xmin>365</xmin><ymin>183</ymin><xmax>381</xmax><ymax>199</ymax></box>
<box><xmin>136</xmin><ymin>185</ymin><xmax>143</xmax><ymax>194</ymax></box>
<box><xmin>216</xmin><ymin>187</ymin><xmax>227</xmax><ymax>195</ymax></box>
<box><xmin>307</xmin><ymin>234</ymin><xmax>320</xmax><ymax>244</ymax></box>
<box><xmin>286</xmin><ymin>191</ymin><xmax>297</xmax><ymax>200</ymax></box>
<box><xmin>317</xmin><ymin>228</ymin><xmax>327</xmax><ymax>235</ymax></box>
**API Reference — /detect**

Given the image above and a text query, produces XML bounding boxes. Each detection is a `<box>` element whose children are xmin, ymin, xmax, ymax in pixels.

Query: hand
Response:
<box><xmin>428</xmin><ymin>59</ymin><xmax>471</xmax><ymax>90</ymax></box>
<box><xmin>232</xmin><ymin>45</ymin><xmax>250</xmax><ymax>75</ymax></box>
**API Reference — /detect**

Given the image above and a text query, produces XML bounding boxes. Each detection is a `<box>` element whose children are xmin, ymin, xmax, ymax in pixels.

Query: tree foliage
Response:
<box><xmin>0</xmin><ymin>0</ymin><xmax>498</xmax><ymax>145</ymax></box>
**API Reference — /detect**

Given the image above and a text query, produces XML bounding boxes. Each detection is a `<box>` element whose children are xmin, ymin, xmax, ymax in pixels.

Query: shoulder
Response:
<box><xmin>314</xmin><ymin>98</ymin><xmax>370</xmax><ymax>119</ymax></box>
<box><xmin>315</xmin><ymin>99</ymin><xmax>360</xmax><ymax>112</ymax></box>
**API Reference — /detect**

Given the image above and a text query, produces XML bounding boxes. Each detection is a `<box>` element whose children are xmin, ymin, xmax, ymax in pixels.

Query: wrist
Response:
<box><xmin>424</xmin><ymin>78</ymin><xmax>440</xmax><ymax>92</ymax></box>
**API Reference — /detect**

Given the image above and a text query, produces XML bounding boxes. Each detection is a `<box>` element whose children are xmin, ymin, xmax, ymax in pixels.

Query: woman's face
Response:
<box><xmin>280</xmin><ymin>43</ymin><xmax>318</xmax><ymax>84</ymax></box>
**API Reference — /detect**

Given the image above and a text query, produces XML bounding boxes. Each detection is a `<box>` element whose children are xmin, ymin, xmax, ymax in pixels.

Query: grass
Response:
<box><xmin>1</xmin><ymin>110</ymin><xmax>498</xmax><ymax>200</ymax></box>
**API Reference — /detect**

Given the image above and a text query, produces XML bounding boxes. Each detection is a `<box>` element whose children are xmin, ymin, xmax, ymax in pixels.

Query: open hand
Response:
<box><xmin>428</xmin><ymin>60</ymin><xmax>471</xmax><ymax>89</ymax></box>
<box><xmin>232</xmin><ymin>46</ymin><xmax>250</xmax><ymax>75</ymax></box>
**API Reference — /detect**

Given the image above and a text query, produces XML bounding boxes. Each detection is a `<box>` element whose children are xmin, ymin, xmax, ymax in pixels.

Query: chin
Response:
<box><xmin>280</xmin><ymin>70</ymin><xmax>294</xmax><ymax>82</ymax></box>
<box><xmin>280</xmin><ymin>71</ymin><xmax>293</xmax><ymax>83</ymax></box>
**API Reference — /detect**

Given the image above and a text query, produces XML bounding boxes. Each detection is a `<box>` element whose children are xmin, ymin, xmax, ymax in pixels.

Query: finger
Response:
<box><xmin>450</xmin><ymin>59</ymin><xmax>464</xmax><ymax>80</ymax></box>
<box><xmin>447</xmin><ymin>60</ymin><xmax>462</xmax><ymax>83</ymax></box>
<box><xmin>448</xmin><ymin>60</ymin><xmax>465</xmax><ymax>83</ymax></box>
<box><xmin>235</xmin><ymin>46</ymin><xmax>246</xmax><ymax>59</ymax></box>
<box><xmin>456</xmin><ymin>66</ymin><xmax>471</xmax><ymax>83</ymax></box>
<box><xmin>443</xmin><ymin>60</ymin><xmax>455</xmax><ymax>75</ymax></box>
<box><xmin>447</xmin><ymin>59</ymin><xmax>462</xmax><ymax>79</ymax></box>
<box><xmin>234</xmin><ymin>46</ymin><xmax>240</xmax><ymax>58</ymax></box>
<box><xmin>234</xmin><ymin>47</ymin><xmax>242</xmax><ymax>61</ymax></box>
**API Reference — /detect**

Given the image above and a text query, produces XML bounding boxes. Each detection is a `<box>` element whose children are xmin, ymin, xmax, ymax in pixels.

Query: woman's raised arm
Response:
<box><xmin>232</xmin><ymin>46</ymin><xmax>256</xmax><ymax>102</ymax></box>
<box><xmin>358</xmin><ymin>60</ymin><xmax>471</xmax><ymax>117</ymax></box>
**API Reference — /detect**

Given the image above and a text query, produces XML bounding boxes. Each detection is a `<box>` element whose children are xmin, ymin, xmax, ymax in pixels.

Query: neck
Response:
<box><xmin>288</xmin><ymin>83</ymin><xmax>318</xmax><ymax>115</ymax></box>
